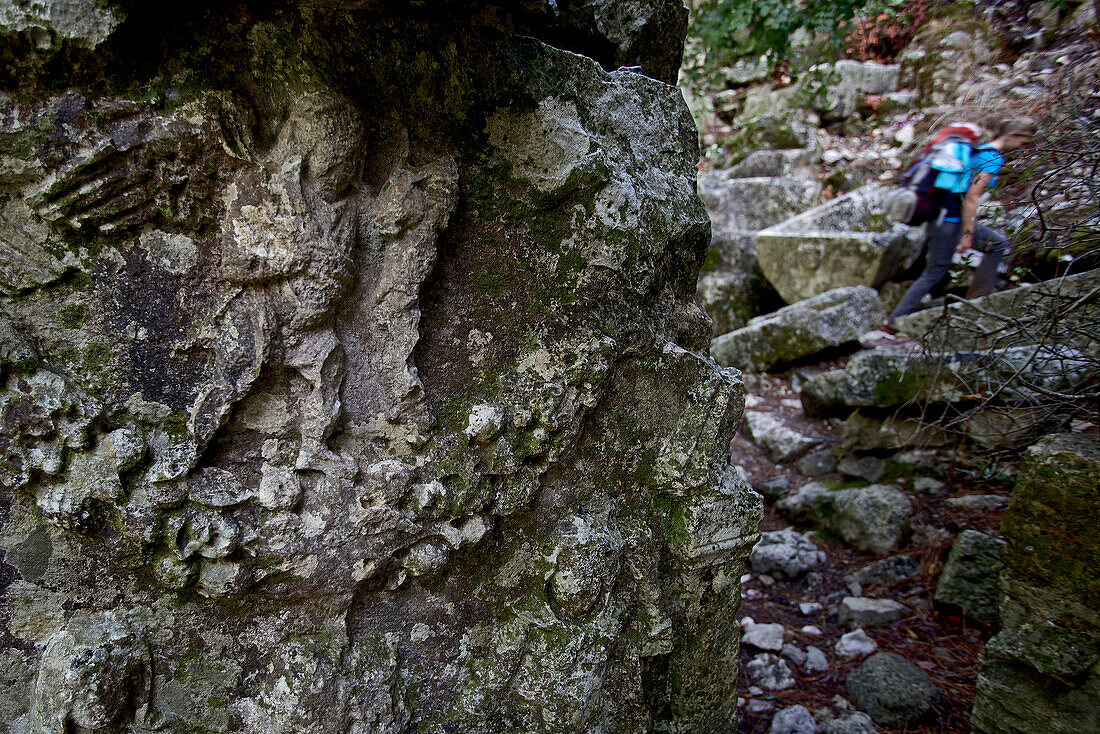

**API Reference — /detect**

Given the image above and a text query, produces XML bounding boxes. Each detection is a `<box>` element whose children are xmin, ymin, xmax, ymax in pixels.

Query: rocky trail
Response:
<box><xmin>728</xmin><ymin>353</ymin><xmax>1014</xmax><ymax>733</ymax></box>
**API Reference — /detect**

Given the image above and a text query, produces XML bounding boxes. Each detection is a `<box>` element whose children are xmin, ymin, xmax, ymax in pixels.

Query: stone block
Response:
<box><xmin>711</xmin><ymin>287</ymin><xmax>885</xmax><ymax>373</ymax></box>
<box><xmin>756</xmin><ymin>184</ymin><xmax>925</xmax><ymax>304</ymax></box>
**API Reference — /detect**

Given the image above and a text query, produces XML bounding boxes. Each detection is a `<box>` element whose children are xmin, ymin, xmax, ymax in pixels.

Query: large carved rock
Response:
<box><xmin>0</xmin><ymin>3</ymin><xmax>762</xmax><ymax>732</ymax></box>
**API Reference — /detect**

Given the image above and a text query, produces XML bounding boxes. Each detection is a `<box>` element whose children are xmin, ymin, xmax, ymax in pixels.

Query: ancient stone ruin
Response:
<box><xmin>0</xmin><ymin>2</ymin><xmax>763</xmax><ymax>731</ymax></box>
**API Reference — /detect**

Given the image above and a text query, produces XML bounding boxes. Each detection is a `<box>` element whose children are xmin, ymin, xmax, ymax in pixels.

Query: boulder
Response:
<box><xmin>0</xmin><ymin>4</ymin><xmax>761</xmax><ymax>732</ymax></box>
<box><xmin>846</xmin><ymin>652</ymin><xmax>948</xmax><ymax>728</ymax></box>
<box><xmin>971</xmin><ymin>434</ymin><xmax>1100</xmax><ymax>734</ymax></box>
<box><xmin>840</xmin><ymin>412</ymin><xmax>950</xmax><ymax>452</ymax></box>
<box><xmin>837</xmin><ymin>456</ymin><xmax>886</xmax><ymax>482</ymax></box>
<box><xmin>698</xmin><ymin>269</ymin><xmax>782</xmax><ymax>337</ymax></box>
<box><xmin>797</xmin><ymin>448</ymin><xmax>837</xmax><ymax>477</ymax></box>
<box><xmin>934</xmin><ymin>529</ymin><xmax>1005</xmax><ymax>624</ymax></box>
<box><xmin>712</xmin><ymin>287</ymin><xmax>886</xmax><ymax>373</ymax></box>
<box><xmin>894</xmin><ymin>269</ymin><xmax>1100</xmax><ymax>356</ymax></box>
<box><xmin>802</xmin><ymin>60</ymin><xmax>900</xmax><ymax>120</ymax></box>
<box><xmin>743</xmin><ymin>411</ymin><xmax>822</xmax><ymax>463</ymax></box>
<box><xmin>750</xmin><ymin>528</ymin><xmax>827</xmax><ymax>579</ymax></box>
<box><xmin>701</xmin><ymin>174</ymin><xmax>822</xmax><ymax>243</ymax></box>
<box><xmin>755</xmin><ymin>185</ymin><xmax>925</xmax><ymax>304</ymax></box>
<box><xmin>770</xmin><ymin>704</ymin><xmax>818</xmax><ymax>734</ymax></box>
<box><xmin>838</xmin><ymin>597</ymin><xmax>911</xmax><ymax>629</ymax></box>
<box><xmin>779</xmin><ymin>482</ymin><xmax>913</xmax><ymax>554</ymax></box>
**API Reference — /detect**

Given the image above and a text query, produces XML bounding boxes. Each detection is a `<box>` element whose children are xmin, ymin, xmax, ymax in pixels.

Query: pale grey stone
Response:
<box><xmin>804</xmin><ymin>646</ymin><xmax>830</xmax><ymax>673</ymax></box>
<box><xmin>747</xmin><ymin>653</ymin><xmax>797</xmax><ymax>691</ymax></box>
<box><xmin>770</xmin><ymin>704</ymin><xmax>818</xmax><ymax>734</ymax></box>
<box><xmin>781</xmin><ymin>643</ymin><xmax>807</xmax><ymax>667</ymax></box>
<box><xmin>844</xmin><ymin>554</ymin><xmax>919</xmax><ymax>589</ymax></box>
<box><xmin>743</xmin><ymin>622</ymin><xmax>786</xmax><ymax>652</ymax></box>
<box><xmin>743</xmin><ymin>412</ymin><xmax>822</xmax><ymax>463</ymax></box>
<box><xmin>945</xmin><ymin>494</ymin><xmax>1008</xmax><ymax>511</ymax></box>
<box><xmin>838</xmin><ymin>456</ymin><xmax>886</xmax><ymax>482</ymax></box>
<box><xmin>750</xmin><ymin>528</ymin><xmax>827</xmax><ymax>579</ymax></box>
<box><xmin>797</xmin><ymin>449</ymin><xmax>837</xmax><ymax>477</ymax></box>
<box><xmin>910</xmin><ymin>476</ymin><xmax>946</xmax><ymax>494</ymax></box>
<box><xmin>756</xmin><ymin>185</ymin><xmax>924</xmax><ymax>303</ymax></box>
<box><xmin>779</xmin><ymin>483</ymin><xmax>913</xmax><ymax>554</ymax></box>
<box><xmin>838</xmin><ymin>597</ymin><xmax>911</xmax><ymax>629</ymax></box>
<box><xmin>800</xmin><ymin>602</ymin><xmax>824</xmax><ymax>616</ymax></box>
<box><xmin>820</xmin><ymin>711</ymin><xmax>879</xmax><ymax>734</ymax></box>
<box><xmin>835</xmin><ymin>629</ymin><xmax>878</xmax><ymax>659</ymax></box>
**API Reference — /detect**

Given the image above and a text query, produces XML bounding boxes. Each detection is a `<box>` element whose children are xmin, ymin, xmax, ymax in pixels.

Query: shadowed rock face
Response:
<box><xmin>0</xmin><ymin>2</ymin><xmax>762</xmax><ymax>732</ymax></box>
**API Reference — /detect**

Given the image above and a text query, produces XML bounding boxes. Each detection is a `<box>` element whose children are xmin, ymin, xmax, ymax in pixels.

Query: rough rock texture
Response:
<box><xmin>971</xmin><ymin>434</ymin><xmax>1100</xmax><ymax>734</ymax></box>
<box><xmin>769</xmin><ymin>704</ymin><xmax>817</xmax><ymax>734</ymax></box>
<box><xmin>0</xmin><ymin>4</ymin><xmax>764</xmax><ymax>732</ymax></box>
<box><xmin>711</xmin><ymin>286</ymin><xmax>885</xmax><ymax>373</ymax></box>
<box><xmin>838</xmin><ymin>597</ymin><xmax>911</xmax><ymax>629</ymax></box>
<box><xmin>840</xmin><ymin>411</ymin><xmax>950</xmax><ymax>452</ymax></box>
<box><xmin>755</xmin><ymin>185</ymin><xmax>924</xmax><ymax>304</ymax></box>
<box><xmin>778</xmin><ymin>482</ymin><xmax>913</xmax><ymax>555</ymax></box>
<box><xmin>749</xmin><ymin>528</ymin><xmax>826</xmax><ymax>580</ymax></box>
<box><xmin>846</xmin><ymin>652</ymin><xmax>948</xmax><ymax>729</ymax></box>
<box><xmin>743</xmin><ymin>411</ymin><xmax>822</xmax><ymax>463</ymax></box>
<box><xmin>934</xmin><ymin>529</ymin><xmax>1005</xmax><ymax>624</ymax></box>
<box><xmin>819</xmin><ymin>711</ymin><xmax>878</xmax><ymax>734</ymax></box>
<box><xmin>801</xmin><ymin>345</ymin><xmax>1092</xmax><ymax>415</ymax></box>
<box><xmin>844</xmin><ymin>554</ymin><xmax>918</xmax><ymax>590</ymax></box>
<box><xmin>894</xmin><ymin>268</ymin><xmax>1100</xmax><ymax>355</ymax></box>
<box><xmin>696</xmin><ymin>170</ymin><xmax>814</xmax><ymax>337</ymax></box>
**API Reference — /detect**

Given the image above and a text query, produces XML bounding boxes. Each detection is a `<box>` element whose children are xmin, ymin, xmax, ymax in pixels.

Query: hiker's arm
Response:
<box><xmin>958</xmin><ymin>172</ymin><xmax>993</xmax><ymax>252</ymax></box>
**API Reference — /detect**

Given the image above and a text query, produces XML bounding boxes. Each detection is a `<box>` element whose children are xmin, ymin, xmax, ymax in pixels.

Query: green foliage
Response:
<box><xmin>686</xmin><ymin>0</ymin><xmax>906</xmax><ymax>84</ymax></box>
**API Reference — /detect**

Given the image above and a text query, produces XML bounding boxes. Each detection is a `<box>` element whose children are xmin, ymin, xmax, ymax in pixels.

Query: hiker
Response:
<box><xmin>888</xmin><ymin>117</ymin><xmax>1037</xmax><ymax>322</ymax></box>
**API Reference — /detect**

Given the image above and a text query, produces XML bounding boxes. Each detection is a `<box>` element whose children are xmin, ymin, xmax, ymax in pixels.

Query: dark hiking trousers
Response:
<box><xmin>890</xmin><ymin>219</ymin><xmax>1008</xmax><ymax>320</ymax></box>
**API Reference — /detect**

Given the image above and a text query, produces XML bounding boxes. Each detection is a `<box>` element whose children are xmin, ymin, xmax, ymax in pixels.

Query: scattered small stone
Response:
<box><xmin>749</xmin><ymin>699</ymin><xmax>777</xmax><ymax>714</ymax></box>
<box><xmin>747</xmin><ymin>653</ymin><xmax>797</xmax><ymax>691</ymax></box>
<box><xmin>838</xmin><ymin>597</ymin><xmax>911</xmax><ymax>629</ymax></box>
<box><xmin>749</xmin><ymin>686</ymin><xmax>765</xmax><ymax>696</ymax></box>
<box><xmin>911</xmin><ymin>525</ymin><xmax>953</xmax><ymax>547</ymax></box>
<box><xmin>820</xmin><ymin>711</ymin><xmax>879</xmax><ymax>734</ymax></box>
<box><xmin>801</xmin><ymin>625</ymin><xmax>823</xmax><ymax>635</ymax></box>
<box><xmin>804</xmin><ymin>646</ymin><xmax>829</xmax><ymax>673</ymax></box>
<box><xmin>797</xmin><ymin>448</ymin><xmax>838</xmax><ymax>477</ymax></box>
<box><xmin>835</xmin><ymin>629</ymin><xmax>877</xmax><ymax>659</ymax></box>
<box><xmin>782</xmin><ymin>643</ymin><xmax>807</xmax><ymax>667</ymax></box>
<box><xmin>945</xmin><ymin>494</ymin><xmax>1008</xmax><ymax>511</ymax></box>
<box><xmin>910</xmin><ymin>476</ymin><xmax>946</xmax><ymax>494</ymax></box>
<box><xmin>758</xmin><ymin>573</ymin><xmax>776</xmax><ymax>586</ymax></box>
<box><xmin>770</xmin><ymin>704</ymin><xmax>818</xmax><ymax>734</ymax></box>
<box><xmin>837</xmin><ymin>456</ymin><xmax>886</xmax><ymax>482</ymax></box>
<box><xmin>846</xmin><ymin>652</ymin><xmax>949</xmax><ymax>728</ymax></box>
<box><xmin>799</xmin><ymin>602</ymin><xmax>824</xmax><ymax>616</ymax></box>
<box><xmin>743</xmin><ymin>621</ymin><xmax>786</xmax><ymax>651</ymax></box>
<box><xmin>750</xmin><ymin>528</ymin><xmax>827</xmax><ymax>579</ymax></box>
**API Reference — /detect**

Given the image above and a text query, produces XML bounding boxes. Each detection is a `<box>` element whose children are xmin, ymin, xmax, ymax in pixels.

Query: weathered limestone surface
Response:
<box><xmin>894</xmin><ymin>268</ymin><xmax>1100</xmax><ymax>355</ymax></box>
<box><xmin>711</xmin><ymin>286</ymin><xmax>885</xmax><ymax>373</ymax></box>
<box><xmin>755</xmin><ymin>184</ymin><xmax>924</xmax><ymax>304</ymax></box>
<box><xmin>0</xmin><ymin>3</ymin><xmax>763</xmax><ymax>732</ymax></box>
<box><xmin>971</xmin><ymin>434</ymin><xmax>1100</xmax><ymax>734</ymax></box>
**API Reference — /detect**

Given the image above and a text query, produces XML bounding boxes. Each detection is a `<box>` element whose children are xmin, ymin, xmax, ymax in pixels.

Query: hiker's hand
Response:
<box><xmin>956</xmin><ymin>233</ymin><xmax>973</xmax><ymax>253</ymax></box>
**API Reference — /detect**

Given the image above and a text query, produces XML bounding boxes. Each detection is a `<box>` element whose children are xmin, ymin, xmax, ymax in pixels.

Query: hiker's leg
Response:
<box><xmin>891</xmin><ymin>218</ymin><xmax>959</xmax><ymax>319</ymax></box>
<box><xmin>966</xmin><ymin>223</ymin><xmax>1009</xmax><ymax>299</ymax></box>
